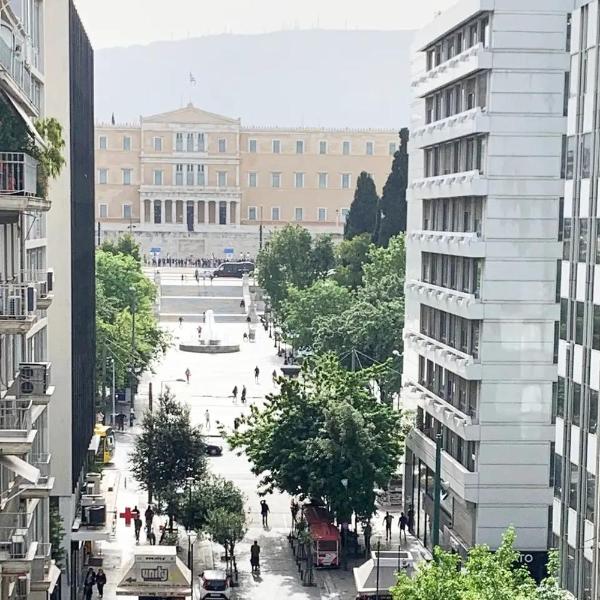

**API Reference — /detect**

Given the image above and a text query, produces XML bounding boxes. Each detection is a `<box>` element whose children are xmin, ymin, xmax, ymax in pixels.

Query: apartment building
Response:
<box><xmin>95</xmin><ymin>105</ymin><xmax>397</xmax><ymax>257</ymax></box>
<box><xmin>0</xmin><ymin>0</ymin><xmax>60</xmax><ymax>598</ymax></box>
<box><xmin>401</xmin><ymin>0</ymin><xmax>569</xmax><ymax>574</ymax></box>
<box><xmin>553</xmin><ymin>1</ymin><xmax>600</xmax><ymax>598</ymax></box>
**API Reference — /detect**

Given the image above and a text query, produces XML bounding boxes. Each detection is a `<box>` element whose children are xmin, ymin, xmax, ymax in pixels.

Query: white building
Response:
<box><xmin>402</xmin><ymin>0</ymin><xmax>570</xmax><ymax>564</ymax></box>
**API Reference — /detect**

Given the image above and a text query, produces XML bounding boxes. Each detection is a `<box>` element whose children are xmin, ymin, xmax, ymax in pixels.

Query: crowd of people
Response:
<box><xmin>144</xmin><ymin>254</ymin><xmax>254</xmax><ymax>268</ymax></box>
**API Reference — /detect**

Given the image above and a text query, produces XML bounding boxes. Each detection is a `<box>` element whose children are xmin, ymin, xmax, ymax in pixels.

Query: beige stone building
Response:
<box><xmin>95</xmin><ymin>104</ymin><xmax>397</xmax><ymax>256</ymax></box>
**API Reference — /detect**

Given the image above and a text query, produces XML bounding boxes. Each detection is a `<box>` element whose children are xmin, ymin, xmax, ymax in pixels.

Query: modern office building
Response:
<box><xmin>94</xmin><ymin>105</ymin><xmax>398</xmax><ymax>257</ymax></box>
<box><xmin>401</xmin><ymin>0</ymin><xmax>569</xmax><ymax>571</ymax></box>
<box><xmin>0</xmin><ymin>0</ymin><xmax>61</xmax><ymax>598</ymax></box>
<box><xmin>553</xmin><ymin>1</ymin><xmax>600</xmax><ymax>598</ymax></box>
<box><xmin>45</xmin><ymin>2</ymin><xmax>97</xmax><ymax>600</ymax></box>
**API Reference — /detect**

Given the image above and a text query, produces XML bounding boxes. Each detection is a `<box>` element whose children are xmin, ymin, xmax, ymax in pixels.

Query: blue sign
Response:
<box><xmin>150</xmin><ymin>247</ymin><xmax>161</xmax><ymax>254</ymax></box>
<box><xmin>224</xmin><ymin>247</ymin><xmax>234</xmax><ymax>254</ymax></box>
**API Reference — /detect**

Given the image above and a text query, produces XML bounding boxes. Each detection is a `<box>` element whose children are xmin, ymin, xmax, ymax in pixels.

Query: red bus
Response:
<box><xmin>303</xmin><ymin>505</ymin><xmax>341</xmax><ymax>568</ymax></box>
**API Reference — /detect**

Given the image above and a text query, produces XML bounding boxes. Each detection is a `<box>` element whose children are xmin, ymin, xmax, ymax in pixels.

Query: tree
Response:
<box><xmin>49</xmin><ymin>501</ymin><xmax>66</xmax><ymax>567</ymax></box>
<box><xmin>205</xmin><ymin>507</ymin><xmax>247</xmax><ymax>576</ymax></box>
<box><xmin>333</xmin><ymin>233</ymin><xmax>373</xmax><ymax>290</ymax></box>
<box><xmin>344</xmin><ymin>172</ymin><xmax>379</xmax><ymax>240</ymax></box>
<box><xmin>130</xmin><ymin>390</ymin><xmax>207</xmax><ymax>526</ymax></box>
<box><xmin>310</xmin><ymin>234</ymin><xmax>335</xmax><ymax>278</ymax></box>
<box><xmin>227</xmin><ymin>354</ymin><xmax>404</xmax><ymax>521</ymax></box>
<box><xmin>391</xmin><ymin>528</ymin><xmax>568</xmax><ymax>600</ymax></box>
<box><xmin>101</xmin><ymin>233</ymin><xmax>142</xmax><ymax>263</ymax></box>
<box><xmin>375</xmin><ymin>129</ymin><xmax>409</xmax><ymax>247</ymax></box>
<box><xmin>281</xmin><ymin>280</ymin><xmax>353</xmax><ymax>350</ymax></box>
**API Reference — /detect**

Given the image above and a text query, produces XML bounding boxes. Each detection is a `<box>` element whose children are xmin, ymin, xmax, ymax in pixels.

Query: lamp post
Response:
<box><xmin>432</xmin><ymin>432</ymin><xmax>443</xmax><ymax>550</ymax></box>
<box><xmin>110</xmin><ymin>357</ymin><xmax>116</xmax><ymax>426</ymax></box>
<box><xmin>375</xmin><ymin>535</ymin><xmax>382</xmax><ymax>600</ymax></box>
<box><xmin>340</xmin><ymin>478</ymin><xmax>349</xmax><ymax>571</ymax></box>
<box><xmin>187</xmin><ymin>529</ymin><xmax>198</xmax><ymax>599</ymax></box>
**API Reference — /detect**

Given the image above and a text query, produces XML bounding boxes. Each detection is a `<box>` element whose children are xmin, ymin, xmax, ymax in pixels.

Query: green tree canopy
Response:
<box><xmin>391</xmin><ymin>528</ymin><xmax>567</xmax><ymax>600</ymax></box>
<box><xmin>344</xmin><ymin>172</ymin><xmax>379</xmax><ymax>240</ymax></box>
<box><xmin>101</xmin><ymin>233</ymin><xmax>142</xmax><ymax>263</ymax></box>
<box><xmin>375</xmin><ymin>129</ymin><xmax>409</xmax><ymax>247</ymax></box>
<box><xmin>333</xmin><ymin>233</ymin><xmax>373</xmax><ymax>290</ymax></box>
<box><xmin>227</xmin><ymin>354</ymin><xmax>404</xmax><ymax>521</ymax></box>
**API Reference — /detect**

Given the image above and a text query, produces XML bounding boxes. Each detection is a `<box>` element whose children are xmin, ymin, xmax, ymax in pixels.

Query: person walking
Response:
<box><xmin>96</xmin><ymin>568</ymin><xmax>107</xmax><ymax>598</ymax></box>
<box><xmin>205</xmin><ymin>409</ymin><xmax>211</xmax><ymax>431</ymax></box>
<box><xmin>383</xmin><ymin>512</ymin><xmax>393</xmax><ymax>542</ymax></box>
<box><xmin>241</xmin><ymin>385</ymin><xmax>247</xmax><ymax>405</ymax></box>
<box><xmin>407</xmin><ymin>505</ymin><xmax>415</xmax><ymax>534</ymax></box>
<box><xmin>129</xmin><ymin>407</ymin><xmax>136</xmax><ymax>427</ymax></box>
<box><xmin>134</xmin><ymin>516</ymin><xmax>143</xmax><ymax>543</ymax></box>
<box><xmin>398</xmin><ymin>512</ymin><xmax>408</xmax><ymax>543</ymax></box>
<box><xmin>131</xmin><ymin>505</ymin><xmax>141</xmax><ymax>521</ymax></box>
<box><xmin>185</xmin><ymin>368</ymin><xmax>191</xmax><ymax>384</ymax></box>
<box><xmin>232</xmin><ymin>385</ymin><xmax>238</xmax><ymax>401</ymax></box>
<box><xmin>260</xmin><ymin>500</ymin><xmax>270</xmax><ymax>527</ymax></box>
<box><xmin>197</xmin><ymin>325</ymin><xmax>202</xmax><ymax>340</ymax></box>
<box><xmin>83</xmin><ymin>569</ymin><xmax>95</xmax><ymax>600</ymax></box>
<box><xmin>250</xmin><ymin>541</ymin><xmax>261</xmax><ymax>573</ymax></box>
<box><xmin>145</xmin><ymin>505</ymin><xmax>154</xmax><ymax>530</ymax></box>
<box><xmin>290</xmin><ymin>499</ymin><xmax>299</xmax><ymax>523</ymax></box>
<box><xmin>148</xmin><ymin>528</ymin><xmax>156</xmax><ymax>545</ymax></box>
<box><xmin>363</xmin><ymin>521</ymin><xmax>372</xmax><ymax>555</ymax></box>
<box><xmin>254</xmin><ymin>366</ymin><xmax>260</xmax><ymax>383</ymax></box>
<box><xmin>178</xmin><ymin>316</ymin><xmax>184</xmax><ymax>327</ymax></box>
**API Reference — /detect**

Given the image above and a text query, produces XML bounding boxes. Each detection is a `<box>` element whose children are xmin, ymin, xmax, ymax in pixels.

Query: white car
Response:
<box><xmin>199</xmin><ymin>570</ymin><xmax>231</xmax><ymax>599</ymax></box>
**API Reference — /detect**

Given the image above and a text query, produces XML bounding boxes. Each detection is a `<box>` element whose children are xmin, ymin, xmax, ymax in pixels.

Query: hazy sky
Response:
<box><xmin>73</xmin><ymin>0</ymin><xmax>458</xmax><ymax>49</ymax></box>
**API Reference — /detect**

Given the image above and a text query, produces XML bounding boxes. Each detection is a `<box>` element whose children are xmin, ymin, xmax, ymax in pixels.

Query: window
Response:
<box><xmin>248</xmin><ymin>207</ymin><xmax>257</xmax><ymax>221</ymax></box>
<box><xmin>572</xmin><ymin>383</ymin><xmax>581</xmax><ymax>427</ymax></box>
<box><xmin>99</xmin><ymin>136</ymin><xmax>107</xmax><ymax>150</ymax></box>
<box><xmin>342</xmin><ymin>173</ymin><xmax>351</xmax><ymax>189</ymax></box>
<box><xmin>197</xmin><ymin>133</ymin><xmax>205</xmax><ymax>152</ymax></box>
<box><xmin>218</xmin><ymin>138</ymin><xmax>226</xmax><ymax>153</ymax></box>
<box><xmin>248</xmin><ymin>139</ymin><xmax>257</xmax><ymax>153</ymax></box>
<box><xmin>553</xmin><ymin>453</ymin><xmax>562</xmax><ymax>498</ymax></box>
<box><xmin>153</xmin><ymin>170</ymin><xmax>163</xmax><ymax>185</ymax></box>
<box><xmin>296</xmin><ymin>140</ymin><xmax>304</xmax><ymax>154</ymax></box>
<box><xmin>98</xmin><ymin>168</ymin><xmax>108</xmax><ymax>184</ymax></box>
<box><xmin>294</xmin><ymin>172</ymin><xmax>305</xmax><ymax>188</ymax></box>
<box><xmin>318</xmin><ymin>173</ymin><xmax>328</xmax><ymax>189</ymax></box>
<box><xmin>582</xmin><ymin>133</ymin><xmax>592</xmax><ymax>178</ymax></box>
<box><xmin>153</xmin><ymin>137</ymin><xmax>163</xmax><ymax>152</ymax></box>
<box><xmin>271</xmin><ymin>172</ymin><xmax>281</xmax><ymax>188</ymax></box>
<box><xmin>272</xmin><ymin>140</ymin><xmax>281</xmax><ymax>154</ymax></box>
<box><xmin>186</xmin><ymin>164</ymin><xmax>194</xmax><ymax>186</ymax></box>
<box><xmin>122</xmin><ymin>136</ymin><xmax>131</xmax><ymax>151</ymax></box>
<box><xmin>123</xmin><ymin>204</ymin><xmax>132</xmax><ymax>219</ymax></box>
<box><xmin>319</xmin><ymin>141</ymin><xmax>327</xmax><ymax>155</ymax></box>
<box><xmin>187</xmin><ymin>133</ymin><xmax>194</xmax><ymax>152</ymax></box>
<box><xmin>197</xmin><ymin>165</ymin><xmax>205</xmax><ymax>186</ymax></box>
<box><xmin>248</xmin><ymin>172</ymin><xmax>257</xmax><ymax>188</ymax></box>
<box><xmin>590</xmin><ymin>390</ymin><xmax>598</xmax><ymax>434</ymax></box>
<box><xmin>566</xmin><ymin>136</ymin><xmax>575</xmax><ymax>179</ymax></box>
<box><xmin>343</xmin><ymin>141</ymin><xmax>351</xmax><ymax>155</ymax></box>
<box><xmin>271</xmin><ymin>207</ymin><xmax>280</xmax><ymax>221</ymax></box>
<box><xmin>576</xmin><ymin>301</ymin><xmax>584</xmax><ymax>345</ymax></box>
<box><xmin>366</xmin><ymin>141</ymin><xmax>374</xmax><ymax>155</ymax></box>
<box><xmin>318</xmin><ymin>208</ymin><xmax>327</xmax><ymax>222</ymax></box>
<box><xmin>295</xmin><ymin>207</ymin><xmax>303</xmax><ymax>221</ymax></box>
<box><xmin>569</xmin><ymin>462</ymin><xmax>579</xmax><ymax>509</ymax></box>
<box><xmin>175</xmin><ymin>164</ymin><xmax>183</xmax><ymax>186</ymax></box>
<box><xmin>218</xmin><ymin>171</ymin><xmax>227</xmax><ymax>187</ymax></box>
<box><xmin>99</xmin><ymin>204</ymin><xmax>108</xmax><ymax>218</ymax></box>
<box><xmin>389</xmin><ymin>142</ymin><xmax>397</xmax><ymax>155</ymax></box>
<box><xmin>176</xmin><ymin>133</ymin><xmax>183</xmax><ymax>152</ymax></box>
<box><xmin>122</xmin><ymin>168</ymin><xmax>132</xmax><ymax>185</ymax></box>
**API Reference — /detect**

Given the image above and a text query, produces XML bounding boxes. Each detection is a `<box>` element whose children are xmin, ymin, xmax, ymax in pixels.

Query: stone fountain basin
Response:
<box><xmin>179</xmin><ymin>342</ymin><xmax>240</xmax><ymax>354</ymax></box>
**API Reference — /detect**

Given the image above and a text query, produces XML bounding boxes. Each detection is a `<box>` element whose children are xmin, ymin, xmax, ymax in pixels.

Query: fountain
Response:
<box><xmin>179</xmin><ymin>309</ymin><xmax>240</xmax><ymax>354</ymax></box>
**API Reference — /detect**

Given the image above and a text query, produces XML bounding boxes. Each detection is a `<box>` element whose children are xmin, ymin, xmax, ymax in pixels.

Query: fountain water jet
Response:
<box><xmin>179</xmin><ymin>309</ymin><xmax>240</xmax><ymax>354</ymax></box>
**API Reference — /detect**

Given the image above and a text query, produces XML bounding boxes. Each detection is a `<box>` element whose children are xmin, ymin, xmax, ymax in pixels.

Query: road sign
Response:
<box><xmin>150</xmin><ymin>247</ymin><xmax>161</xmax><ymax>254</ymax></box>
<box><xmin>224</xmin><ymin>247</ymin><xmax>234</xmax><ymax>254</ymax></box>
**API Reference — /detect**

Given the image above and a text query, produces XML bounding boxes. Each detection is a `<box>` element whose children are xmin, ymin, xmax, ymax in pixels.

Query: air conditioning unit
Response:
<box><xmin>8</xmin><ymin>295</ymin><xmax>22</xmax><ymax>317</ymax></box>
<box><xmin>26</xmin><ymin>286</ymin><xmax>36</xmax><ymax>312</ymax></box>
<box><xmin>15</xmin><ymin>575</ymin><xmax>30</xmax><ymax>598</ymax></box>
<box><xmin>47</xmin><ymin>269</ymin><xmax>54</xmax><ymax>292</ymax></box>
<box><xmin>10</xmin><ymin>534</ymin><xmax>26</xmax><ymax>559</ymax></box>
<box><xmin>18</xmin><ymin>362</ymin><xmax>51</xmax><ymax>396</ymax></box>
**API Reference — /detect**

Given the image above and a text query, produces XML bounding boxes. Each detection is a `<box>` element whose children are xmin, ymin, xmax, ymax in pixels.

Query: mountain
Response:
<box><xmin>93</xmin><ymin>29</ymin><xmax>413</xmax><ymax>129</ymax></box>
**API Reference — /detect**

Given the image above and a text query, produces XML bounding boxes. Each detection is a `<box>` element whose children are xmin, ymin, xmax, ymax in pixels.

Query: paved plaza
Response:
<box><xmin>96</xmin><ymin>271</ymin><xmax>422</xmax><ymax>599</ymax></box>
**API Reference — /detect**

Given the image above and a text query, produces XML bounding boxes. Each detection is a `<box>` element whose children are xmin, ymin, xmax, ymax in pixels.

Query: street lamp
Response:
<box><xmin>375</xmin><ymin>535</ymin><xmax>382</xmax><ymax>600</ymax></box>
<box><xmin>340</xmin><ymin>478</ymin><xmax>349</xmax><ymax>571</ymax></box>
<box><xmin>187</xmin><ymin>529</ymin><xmax>198</xmax><ymax>599</ymax></box>
<box><xmin>110</xmin><ymin>357</ymin><xmax>116</xmax><ymax>426</ymax></box>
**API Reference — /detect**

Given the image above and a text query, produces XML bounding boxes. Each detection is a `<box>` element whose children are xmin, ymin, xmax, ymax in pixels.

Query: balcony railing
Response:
<box><xmin>0</xmin><ymin>283</ymin><xmax>37</xmax><ymax>319</ymax></box>
<box><xmin>32</xmin><ymin>542</ymin><xmax>51</xmax><ymax>581</ymax></box>
<box><xmin>0</xmin><ymin>36</ymin><xmax>40</xmax><ymax>111</ymax></box>
<box><xmin>31</xmin><ymin>454</ymin><xmax>50</xmax><ymax>482</ymax></box>
<box><xmin>19</xmin><ymin>269</ymin><xmax>52</xmax><ymax>299</ymax></box>
<box><xmin>0</xmin><ymin>398</ymin><xmax>32</xmax><ymax>432</ymax></box>
<box><xmin>0</xmin><ymin>153</ymin><xmax>38</xmax><ymax>197</ymax></box>
<box><xmin>0</xmin><ymin>510</ymin><xmax>34</xmax><ymax>560</ymax></box>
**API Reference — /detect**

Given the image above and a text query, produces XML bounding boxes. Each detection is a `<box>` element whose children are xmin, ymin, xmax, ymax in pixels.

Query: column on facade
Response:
<box><xmin>204</xmin><ymin>201</ymin><xmax>209</xmax><ymax>225</ymax></box>
<box><xmin>192</xmin><ymin>200</ymin><xmax>197</xmax><ymax>228</ymax></box>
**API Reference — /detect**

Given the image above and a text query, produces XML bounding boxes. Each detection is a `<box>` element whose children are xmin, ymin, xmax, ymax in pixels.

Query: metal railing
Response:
<box><xmin>0</xmin><ymin>35</ymin><xmax>40</xmax><ymax>111</ymax></box>
<box><xmin>31</xmin><ymin>454</ymin><xmax>50</xmax><ymax>482</ymax></box>
<box><xmin>18</xmin><ymin>269</ymin><xmax>50</xmax><ymax>298</ymax></box>
<box><xmin>0</xmin><ymin>398</ymin><xmax>32</xmax><ymax>432</ymax></box>
<box><xmin>0</xmin><ymin>283</ymin><xmax>37</xmax><ymax>319</ymax></box>
<box><xmin>0</xmin><ymin>510</ymin><xmax>34</xmax><ymax>559</ymax></box>
<box><xmin>32</xmin><ymin>542</ymin><xmax>51</xmax><ymax>580</ymax></box>
<box><xmin>0</xmin><ymin>153</ymin><xmax>38</xmax><ymax>197</ymax></box>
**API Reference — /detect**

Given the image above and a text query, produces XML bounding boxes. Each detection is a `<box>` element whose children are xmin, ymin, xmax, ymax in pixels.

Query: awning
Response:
<box><xmin>0</xmin><ymin>454</ymin><xmax>40</xmax><ymax>484</ymax></box>
<box><xmin>1</xmin><ymin>91</ymin><xmax>47</xmax><ymax>148</ymax></box>
<box><xmin>88</xmin><ymin>434</ymin><xmax>101</xmax><ymax>454</ymax></box>
<box><xmin>70</xmin><ymin>529</ymin><xmax>111</xmax><ymax>542</ymax></box>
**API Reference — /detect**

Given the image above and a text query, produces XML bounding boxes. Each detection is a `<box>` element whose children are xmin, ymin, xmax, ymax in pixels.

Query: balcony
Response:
<box><xmin>0</xmin><ymin>283</ymin><xmax>38</xmax><ymax>334</ymax></box>
<box><xmin>412</xmin><ymin>107</ymin><xmax>490</xmax><ymax>149</ymax></box>
<box><xmin>0</xmin><ymin>153</ymin><xmax>49</xmax><ymax>213</ymax></box>
<box><xmin>407</xmin><ymin>230</ymin><xmax>484</xmax><ymax>258</ymax></box>
<box><xmin>20</xmin><ymin>454</ymin><xmax>54</xmax><ymax>499</ymax></box>
<box><xmin>0</xmin><ymin>398</ymin><xmax>35</xmax><ymax>454</ymax></box>
<box><xmin>20</xmin><ymin>269</ymin><xmax>54</xmax><ymax>309</ymax></box>
<box><xmin>409</xmin><ymin>170</ymin><xmax>488</xmax><ymax>200</ymax></box>
<box><xmin>405</xmin><ymin>279</ymin><xmax>483</xmax><ymax>320</ymax></box>
<box><xmin>0</xmin><ymin>507</ymin><xmax>38</xmax><ymax>573</ymax></box>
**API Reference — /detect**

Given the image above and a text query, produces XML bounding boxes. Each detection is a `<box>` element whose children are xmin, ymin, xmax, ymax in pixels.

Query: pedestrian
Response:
<box><xmin>240</xmin><ymin>298</ymin><xmax>246</xmax><ymax>310</ymax></box>
<box><xmin>232</xmin><ymin>385</ymin><xmax>238</xmax><ymax>401</ymax></box>
<box><xmin>178</xmin><ymin>316</ymin><xmax>183</xmax><ymax>327</ymax></box>
<box><xmin>243</xmin><ymin>332</ymin><xmax>248</xmax><ymax>342</ymax></box>
<box><xmin>407</xmin><ymin>505</ymin><xmax>415</xmax><ymax>534</ymax></box>
<box><xmin>134</xmin><ymin>516</ymin><xmax>143</xmax><ymax>543</ymax></box>
<box><xmin>129</xmin><ymin>407</ymin><xmax>136</xmax><ymax>427</ymax></box>
<box><xmin>233</xmin><ymin>417</ymin><xmax>240</xmax><ymax>431</ymax></box>
<box><xmin>83</xmin><ymin>568</ymin><xmax>95</xmax><ymax>600</ymax></box>
<box><xmin>398</xmin><ymin>512</ymin><xmax>408</xmax><ymax>542</ymax></box>
<box><xmin>363</xmin><ymin>521</ymin><xmax>372</xmax><ymax>555</ymax></box>
<box><xmin>145</xmin><ymin>505</ymin><xmax>154</xmax><ymax>529</ymax></box>
<box><xmin>260</xmin><ymin>499</ymin><xmax>270</xmax><ymax>527</ymax></box>
<box><xmin>131</xmin><ymin>505</ymin><xmax>141</xmax><ymax>521</ymax></box>
<box><xmin>254</xmin><ymin>366</ymin><xmax>260</xmax><ymax>383</ymax></box>
<box><xmin>197</xmin><ymin>325</ymin><xmax>202</xmax><ymax>340</ymax></box>
<box><xmin>194</xmin><ymin>269</ymin><xmax>199</xmax><ymax>283</ymax></box>
<box><xmin>205</xmin><ymin>409</ymin><xmax>211</xmax><ymax>431</ymax></box>
<box><xmin>210</xmin><ymin>273</ymin><xmax>214</xmax><ymax>285</ymax></box>
<box><xmin>383</xmin><ymin>511</ymin><xmax>393</xmax><ymax>542</ymax></box>
<box><xmin>272</xmin><ymin>369</ymin><xmax>277</xmax><ymax>382</ymax></box>
<box><xmin>241</xmin><ymin>385</ymin><xmax>247</xmax><ymax>404</ymax></box>
<box><xmin>148</xmin><ymin>528</ymin><xmax>156</xmax><ymax>545</ymax></box>
<box><xmin>290</xmin><ymin>499</ymin><xmax>299</xmax><ymax>523</ymax></box>
<box><xmin>117</xmin><ymin>412</ymin><xmax>125</xmax><ymax>431</ymax></box>
<box><xmin>185</xmin><ymin>368</ymin><xmax>191</xmax><ymax>384</ymax></box>
<box><xmin>250</xmin><ymin>540</ymin><xmax>261</xmax><ymax>573</ymax></box>
<box><xmin>96</xmin><ymin>568</ymin><xmax>107</xmax><ymax>598</ymax></box>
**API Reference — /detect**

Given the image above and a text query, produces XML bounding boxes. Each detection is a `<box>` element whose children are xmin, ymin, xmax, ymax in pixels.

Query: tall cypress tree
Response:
<box><xmin>375</xmin><ymin>128</ymin><xmax>409</xmax><ymax>247</ymax></box>
<box><xmin>344</xmin><ymin>171</ymin><xmax>379</xmax><ymax>240</ymax></box>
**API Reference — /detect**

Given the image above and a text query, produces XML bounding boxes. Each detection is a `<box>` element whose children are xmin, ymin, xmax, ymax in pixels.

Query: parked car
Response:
<box><xmin>212</xmin><ymin>261</ymin><xmax>255</xmax><ymax>278</ymax></box>
<box><xmin>199</xmin><ymin>569</ymin><xmax>231</xmax><ymax>599</ymax></box>
<box><xmin>206</xmin><ymin>443</ymin><xmax>223</xmax><ymax>456</ymax></box>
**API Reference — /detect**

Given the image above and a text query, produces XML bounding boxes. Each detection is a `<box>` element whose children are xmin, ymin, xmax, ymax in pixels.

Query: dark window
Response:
<box><xmin>563</xmin><ymin>73</ymin><xmax>569</xmax><ymax>117</ymax></box>
<box><xmin>566</xmin><ymin>136</ymin><xmax>575</xmax><ymax>180</ymax></box>
<box><xmin>561</xmin><ymin>135</ymin><xmax>567</xmax><ymax>179</ymax></box>
<box><xmin>576</xmin><ymin>302</ymin><xmax>584</xmax><ymax>345</ymax></box>
<box><xmin>572</xmin><ymin>383</ymin><xmax>581</xmax><ymax>427</ymax></box>
<box><xmin>553</xmin><ymin>322</ymin><xmax>559</xmax><ymax>364</ymax></box>
<box><xmin>560</xmin><ymin>299</ymin><xmax>568</xmax><ymax>340</ymax></box>
<box><xmin>579</xmin><ymin>219</ymin><xmax>588</xmax><ymax>262</ymax></box>
<box><xmin>593</xmin><ymin>305</ymin><xmax>600</xmax><ymax>349</ymax></box>
<box><xmin>566</xmin><ymin>13</ymin><xmax>572</xmax><ymax>51</ymax></box>
<box><xmin>553</xmin><ymin>452</ymin><xmax>562</xmax><ymax>498</ymax></box>
<box><xmin>569</xmin><ymin>462</ymin><xmax>579</xmax><ymax>510</ymax></box>
<box><xmin>589</xmin><ymin>390</ymin><xmax>598</xmax><ymax>434</ymax></box>
<box><xmin>586</xmin><ymin>471</ymin><xmax>595</xmax><ymax>522</ymax></box>
<box><xmin>557</xmin><ymin>377</ymin><xmax>565</xmax><ymax>418</ymax></box>
<box><xmin>563</xmin><ymin>218</ymin><xmax>572</xmax><ymax>260</ymax></box>
<box><xmin>582</xmin><ymin>133</ymin><xmax>592</xmax><ymax>178</ymax></box>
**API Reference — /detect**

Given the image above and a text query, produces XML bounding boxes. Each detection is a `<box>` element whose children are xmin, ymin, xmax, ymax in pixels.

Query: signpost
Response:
<box><xmin>224</xmin><ymin>247</ymin><xmax>234</xmax><ymax>255</ymax></box>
